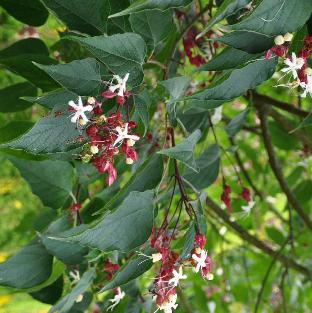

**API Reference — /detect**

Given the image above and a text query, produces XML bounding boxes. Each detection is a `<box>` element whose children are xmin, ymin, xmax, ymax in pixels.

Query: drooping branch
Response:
<box><xmin>256</xmin><ymin>104</ymin><xmax>312</xmax><ymax>231</ymax></box>
<box><xmin>205</xmin><ymin>197</ymin><xmax>312</xmax><ymax>279</ymax></box>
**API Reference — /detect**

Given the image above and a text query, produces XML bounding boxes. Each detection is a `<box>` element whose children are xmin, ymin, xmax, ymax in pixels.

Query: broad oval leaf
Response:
<box><xmin>158</xmin><ymin>129</ymin><xmax>202</xmax><ymax>172</ymax></box>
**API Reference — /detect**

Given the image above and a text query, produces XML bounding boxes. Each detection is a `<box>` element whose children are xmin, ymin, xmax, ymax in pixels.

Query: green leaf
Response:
<box><xmin>35</xmin><ymin>58</ymin><xmax>102</xmax><ymax>95</ymax></box>
<box><xmin>109</xmin><ymin>0</ymin><xmax>193</xmax><ymax>18</ymax></box>
<box><xmin>199</xmin><ymin>0</ymin><xmax>251</xmax><ymax>36</ymax></box>
<box><xmin>293</xmin><ymin>112</ymin><xmax>312</xmax><ymax>131</ymax></box>
<box><xmin>49</xmin><ymin>268</ymin><xmax>96</xmax><ymax>313</ymax></box>
<box><xmin>266</xmin><ymin>227</ymin><xmax>285</xmax><ymax>246</ymax></box>
<box><xmin>23</xmin><ymin>89</ymin><xmax>77</xmax><ymax>109</ymax></box>
<box><xmin>97</xmin><ymin>154</ymin><xmax>163</xmax><ymax>214</ymax></box>
<box><xmin>101</xmin><ymin>247</ymin><xmax>154</xmax><ymax>291</ymax></box>
<box><xmin>30</xmin><ymin>276</ymin><xmax>63</xmax><ymax>305</ymax></box>
<box><xmin>3</xmin><ymin>115</ymin><xmax>81</xmax><ymax>154</ymax></box>
<box><xmin>9</xmin><ymin>158</ymin><xmax>75</xmax><ymax>209</ymax></box>
<box><xmin>129</xmin><ymin>9</ymin><xmax>174</xmax><ymax>54</ymax></box>
<box><xmin>0</xmin><ymin>0</ymin><xmax>49</xmax><ymax>26</ymax></box>
<box><xmin>183</xmin><ymin>144</ymin><xmax>220</xmax><ymax>190</ymax></box>
<box><xmin>0</xmin><ymin>39</ymin><xmax>59</xmax><ymax>91</ymax></box>
<box><xmin>0</xmin><ymin>121</ymin><xmax>34</xmax><ymax>144</ymax></box>
<box><xmin>51</xmin><ymin>190</ymin><xmax>155</xmax><ymax>252</ymax></box>
<box><xmin>41</xmin><ymin>0</ymin><xmax>109</xmax><ymax>35</ymax></box>
<box><xmin>231</xmin><ymin>0</ymin><xmax>312</xmax><ymax>36</ymax></box>
<box><xmin>40</xmin><ymin>216</ymin><xmax>88</xmax><ymax>264</ymax></box>
<box><xmin>68</xmin><ymin>33</ymin><xmax>146</xmax><ymax>86</ymax></box>
<box><xmin>198</xmin><ymin>47</ymin><xmax>259</xmax><ymax>72</ymax></box>
<box><xmin>134</xmin><ymin>92</ymin><xmax>150</xmax><ymax>136</ymax></box>
<box><xmin>0</xmin><ymin>82</ymin><xmax>37</xmax><ymax>112</ymax></box>
<box><xmin>158</xmin><ymin>130</ymin><xmax>202</xmax><ymax>172</ymax></box>
<box><xmin>226</xmin><ymin>109</ymin><xmax>249</xmax><ymax>137</ymax></box>
<box><xmin>189</xmin><ymin>57</ymin><xmax>277</xmax><ymax>102</ymax></box>
<box><xmin>160</xmin><ymin>76</ymin><xmax>191</xmax><ymax>126</ymax></box>
<box><xmin>214</xmin><ymin>31</ymin><xmax>274</xmax><ymax>53</ymax></box>
<box><xmin>0</xmin><ymin>240</ymin><xmax>53</xmax><ymax>289</ymax></box>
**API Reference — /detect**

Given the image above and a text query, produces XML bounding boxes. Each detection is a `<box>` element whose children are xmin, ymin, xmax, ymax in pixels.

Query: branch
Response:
<box><xmin>253</xmin><ymin>93</ymin><xmax>309</xmax><ymax>118</ymax></box>
<box><xmin>256</xmin><ymin>104</ymin><xmax>312</xmax><ymax>231</ymax></box>
<box><xmin>205</xmin><ymin>196</ymin><xmax>312</xmax><ymax>279</ymax></box>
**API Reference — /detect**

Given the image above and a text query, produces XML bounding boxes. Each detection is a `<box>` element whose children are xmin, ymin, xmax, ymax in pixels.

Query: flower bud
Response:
<box><xmin>283</xmin><ymin>32</ymin><xmax>293</xmax><ymax>42</ymax></box>
<box><xmin>90</xmin><ymin>145</ymin><xmax>99</xmax><ymax>154</ymax></box>
<box><xmin>87</xmin><ymin>97</ymin><xmax>96</xmax><ymax>105</ymax></box>
<box><xmin>127</xmin><ymin>139</ymin><xmax>136</xmax><ymax>147</ymax></box>
<box><xmin>206</xmin><ymin>273</ymin><xmax>214</xmax><ymax>280</ymax></box>
<box><xmin>274</xmin><ymin>35</ymin><xmax>285</xmax><ymax>46</ymax></box>
<box><xmin>79</xmin><ymin>118</ymin><xmax>87</xmax><ymax>126</ymax></box>
<box><xmin>152</xmin><ymin>253</ymin><xmax>162</xmax><ymax>263</ymax></box>
<box><xmin>126</xmin><ymin>157</ymin><xmax>134</xmax><ymax>165</ymax></box>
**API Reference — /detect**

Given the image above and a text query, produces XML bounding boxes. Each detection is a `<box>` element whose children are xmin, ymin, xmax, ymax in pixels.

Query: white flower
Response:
<box><xmin>281</xmin><ymin>53</ymin><xmax>305</xmax><ymax>79</ymax></box>
<box><xmin>158</xmin><ymin>294</ymin><xmax>178</xmax><ymax>313</ymax></box>
<box><xmin>113</xmin><ymin>123</ymin><xmax>140</xmax><ymax>147</ymax></box>
<box><xmin>68</xmin><ymin>96</ymin><xmax>93</xmax><ymax>123</ymax></box>
<box><xmin>168</xmin><ymin>266</ymin><xmax>187</xmax><ymax>287</ymax></box>
<box><xmin>210</xmin><ymin>106</ymin><xmax>223</xmax><ymax>125</ymax></box>
<box><xmin>300</xmin><ymin>75</ymin><xmax>312</xmax><ymax>98</ymax></box>
<box><xmin>192</xmin><ymin>250</ymin><xmax>208</xmax><ymax>273</ymax></box>
<box><xmin>109</xmin><ymin>73</ymin><xmax>129</xmax><ymax>97</ymax></box>
<box><xmin>107</xmin><ymin>288</ymin><xmax>125</xmax><ymax>311</ymax></box>
<box><xmin>241</xmin><ymin>200</ymin><xmax>255</xmax><ymax>216</ymax></box>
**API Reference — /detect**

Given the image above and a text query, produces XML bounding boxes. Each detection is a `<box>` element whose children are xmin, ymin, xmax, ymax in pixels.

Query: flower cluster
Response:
<box><xmin>149</xmin><ymin>229</ymin><xmax>213</xmax><ymax>313</ymax></box>
<box><xmin>267</xmin><ymin>34</ymin><xmax>312</xmax><ymax>98</ymax></box>
<box><xmin>66</xmin><ymin>74</ymin><xmax>140</xmax><ymax>186</ymax></box>
<box><xmin>221</xmin><ymin>185</ymin><xmax>254</xmax><ymax>215</ymax></box>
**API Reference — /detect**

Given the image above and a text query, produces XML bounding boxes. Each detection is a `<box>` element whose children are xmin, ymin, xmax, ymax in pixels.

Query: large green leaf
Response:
<box><xmin>109</xmin><ymin>0</ymin><xmax>193</xmax><ymax>17</ymax></box>
<box><xmin>68</xmin><ymin>33</ymin><xmax>146</xmax><ymax>86</ymax></box>
<box><xmin>3</xmin><ymin>115</ymin><xmax>81</xmax><ymax>154</ymax></box>
<box><xmin>231</xmin><ymin>0</ymin><xmax>312</xmax><ymax>36</ymax></box>
<box><xmin>226</xmin><ymin>109</ymin><xmax>249</xmax><ymax>137</ymax></box>
<box><xmin>199</xmin><ymin>0</ymin><xmax>251</xmax><ymax>36</ymax></box>
<box><xmin>0</xmin><ymin>82</ymin><xmax>37</xmax><ymax>112</ymax></box>
<box><xmin>96</xmin><ymin>154</ymin><xmax>163</xmax><ymax>214</ymax></box>
<box><xmin>35</xmin><ymin>58</ymin><xmax>102</xmax><ymax>95</ymax></box>
<box><xmin>133</xmin><ymin>92</ymin><xmax>150</xmax><ymax>136</ymax></box>
<box><xmin>214</xmin><ymin>31</ymin><xmax>274</xmax><ymax>53</ymax></box>
<box><xmin>198</xmin><ymin>47</ymin><xmax>259</xmax><ymax>72</ymax></box>
<box><xmin>0</xmin><ymin>0</ymin><xmax>49</xmax><ymax>26</ymax></box>
<box><xmin>9</xmin><ymin>158</ymin><xmax>75</xmax><ymax>209</ymax></box>
<box><xmin>129</xmin><ymin>9</ymin><xmax>174</xmax><ymax>53</ymax></box>
<box><xmin>183</xmin><ymin>144</ymin><xmax>220</xmax><ymax>190</ymax></box>
<box><xmin>0</xmin><ymin>121</ymin><xmax>34</xmax><ymax>144</ymax></box>
<box><xmin>158</xmin><ymin>130</ymin><xmax>202</xmax><ymax>172</ymax></box>
<box><xmin>101</xmin><ymin>247</ymin><xmax>154</xmax><ymax>291</ymax></box>
<box><xmin>41</xmin><ymin>0</ymin><xmax>109</xmax><ymax>35</ymax></box>
<box><xmin>0</xmin><ymin>240</ymin><xmax>53</xmax><ymax>289</ymax></box>
<box><xmin>160</xmin><ymin>76</ymin><xmax>191</xmax><ymax>126</ymax></box>
<box><xmin>40</xmin><ymin>216</ymin><xmax>88</xmax><ymax>264</ymax></box>
<box><xmin>0</xmin><ymin>39</ymin><xmax>58</xmax><ymax>91</ymax></box>
<box><xmin>49</xmin><ymin>268</ymin><xmax>96</xmax><ymax>313</ymax></box>
<box><xmin>50</xmin><ymin>191</ymin><xmax>155</xmax><ymax>252</ymax></box>
<box><xmin>23</xmin><ymin>89</ymin><xmax>77</xmax><ymax>109</ymax></box>
<box><xmin>189</xmin><ymin>57</ymin><xmax>277</xmax><ymax>102</ymax></box>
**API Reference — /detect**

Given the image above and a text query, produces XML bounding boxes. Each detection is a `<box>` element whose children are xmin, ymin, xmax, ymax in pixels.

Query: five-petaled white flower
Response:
<box><xmin>300</xmin><ymin>75</ymin><xmax>312</xmax><ymax>98</ymax></box>
<box><xmin>168</xmin><ymin>266</ymin><xmax>187</xmax><ymax>287</ymax></box>
<box><xmin>107</xmin><ymin>288</ymin><xmax>125</xmax><ymax>311</ymax></box>
<box><xmin>192</xmin><ymin>249</ymin><xmax>208</xmax><ymax>273</ymax></box>
<box><xmin>281</xmin><ymin>53</ymin><xmax>305</xmax><ymax>79</ymax></box>
<box><xmin>109</xmin><ymin>73</ymin><xmax>129</xmax><ymax>97</ymax></box>
<box><xmin>68</xmin><ymin>96</ymin><xmax>93</xmax><ymax>123</ymax></box>
<box><xmin>241</xmin><ymin>200</ymin><xmax>255</xmax><ymax>216</ymax></box>
<box><xmin>158</xmin><ymin>294</ymin><xmax>178</xmax><ymax>313</ymax></box>
<box><xmin>113</xmin><ymin>123</ymin><xmax>140</xmax><ymax>147</ymax></box>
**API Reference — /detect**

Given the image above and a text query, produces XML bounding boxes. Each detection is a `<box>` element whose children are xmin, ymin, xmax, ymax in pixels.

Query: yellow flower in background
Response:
<box><xmin>0</xmin><ymin>252</ymin><xmax>9</xmax><ymax>263</ymax></box>
<box><xmin>0</xmin><ymin>295</ymin><xmax>12</xmax><ymax>307</ymax></box>
<box><xmin>13</xmin><ymin>200</ymin><xmax>23</xmax><ymax>210</ymax></box>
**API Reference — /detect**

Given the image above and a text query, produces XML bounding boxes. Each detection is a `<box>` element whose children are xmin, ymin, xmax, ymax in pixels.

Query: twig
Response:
<box><xmin>205</xmin><ymin>196</ymin><xmax>312</xmax><ymax>279</ymax></box>
<box><xmin>254</xmin><ymin>238</ymin><xmax>289</xmax><ymax>313</ymax></box>
<box><xmin>256</xmin><ymin>104</ymin><xmax>312</xmax><ymax>231</ymax></box>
